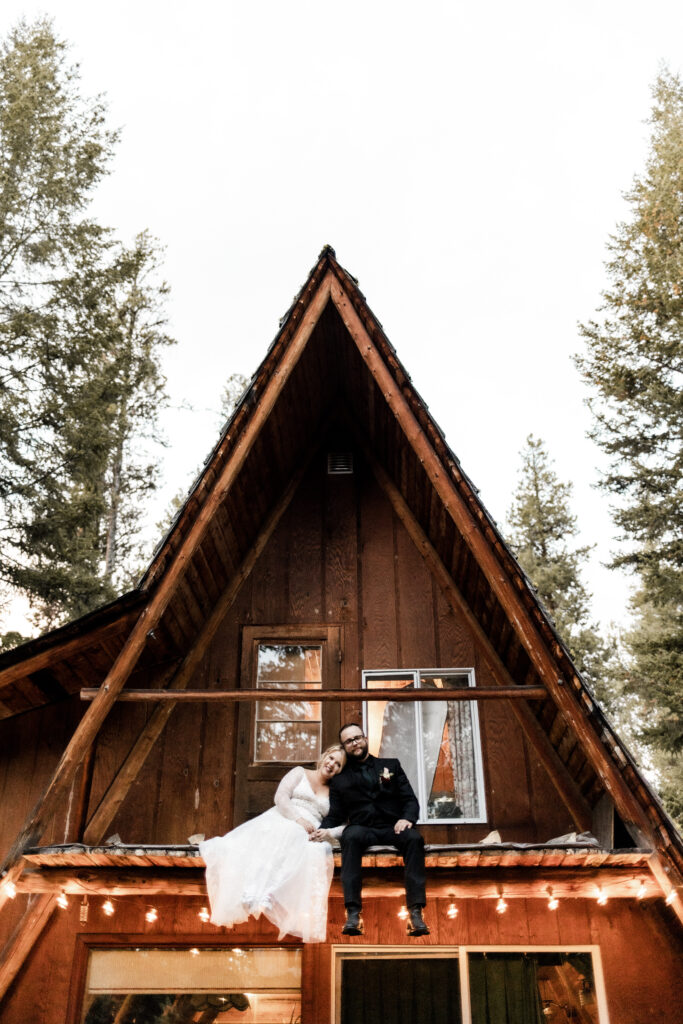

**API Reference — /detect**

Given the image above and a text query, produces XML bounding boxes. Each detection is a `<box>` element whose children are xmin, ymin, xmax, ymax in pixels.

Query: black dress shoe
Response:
<box><xmin>342</xmin><ymin>908</ymin><xmax>363</xmax><ymax>935</ymax></box>
<box><xmin>407</xmin><ymin>905</ymin><xmax>430</xmax><ymax>936</ymax></box>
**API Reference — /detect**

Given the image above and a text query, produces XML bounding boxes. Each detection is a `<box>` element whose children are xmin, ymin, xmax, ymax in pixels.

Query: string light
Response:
<box><xmin>145</xmin><ymin>907</ymin><xmax>158</xmax><ymax>923</ymax></box>
<box><xmin>595</xmin><ymin>887</ymin><xmax>608</xmax><ymax>906</ymax></box>
<box><xmin>665</xmin><ymin>890</ymin><xmax>677</xmax><ymax>906</ymax></box>
<box><xmin>495</xmin><ymin>889</ymin><xmax>507</xmax><ymax>914</ymax></box>
<box><xmin>546</xmin><ymin>886</ymin><xmax>559</xmax><ymax>911</ymax></box>
<box><xmin>198</xmin><ymin>906</ymin><xmax>210</xmax><ymax>923</ymax></box>
<box><xmin>189</xmin><ymin>947</ymin><xmax>200</xmax><ymax>956</ymax></box>
<box><xmin>636</xmin><ymin>880</ymin><xmax>647</xmax><ymax>901</ymax></box>
<box><xmin>2</xmin><ymin>879</ymin><xmax>17</xmax><ymax>899</ymax></box>
<box><xmin>397</xmin><ymin>905</ymin><xmax>409</xmax><ymax>920</ymax></box>
<box><xmin>447</xmin><ymin>902</ymin><xmax>459</xmax><ymax>919</ymax></box>
<box><xmin>56</xmin><ymin>892</ymin><xmax>69</xmax><ymax>910</ymax></box>
<box><xmin>102</xmin><ymin>899</ymin><xmax>115</xmax><ymax>917</ymax></box>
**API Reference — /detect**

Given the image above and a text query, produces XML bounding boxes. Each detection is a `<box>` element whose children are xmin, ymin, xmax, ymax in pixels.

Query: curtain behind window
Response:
<box><xmin>469</xmin><ymin>954</ymin><xmax>544</xmax><ymax>1024</ymax></box>
<box><xmin>342</xmin><ymin>958</ymin><xmax>461</xmax><ymax>1024</ymax></box>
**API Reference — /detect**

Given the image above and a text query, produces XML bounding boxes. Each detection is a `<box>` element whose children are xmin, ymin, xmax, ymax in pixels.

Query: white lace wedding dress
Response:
<box><xmin>199</xmin><ymin>766</ymin><xmax>343</xmax><ymax>943</ymax></box>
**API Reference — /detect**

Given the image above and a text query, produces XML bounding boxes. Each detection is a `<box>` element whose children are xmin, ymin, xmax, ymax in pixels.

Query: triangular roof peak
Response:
<box><xmin>1</xmin><ymin>249</ymin><xmax>682</xmax><ymax>919</ymax></box>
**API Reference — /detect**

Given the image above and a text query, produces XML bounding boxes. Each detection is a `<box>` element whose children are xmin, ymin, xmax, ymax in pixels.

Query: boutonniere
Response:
<box><xmin>380</xmin><ymin>767</ymin><xmax>394</xmax><ymax>784</ymax></box>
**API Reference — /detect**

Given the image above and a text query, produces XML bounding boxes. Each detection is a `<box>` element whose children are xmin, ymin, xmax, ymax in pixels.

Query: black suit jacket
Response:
<box><xmin>320</xmin><ymin>755</ymin><xmax>420</xmax><ymax>829</ymax></box>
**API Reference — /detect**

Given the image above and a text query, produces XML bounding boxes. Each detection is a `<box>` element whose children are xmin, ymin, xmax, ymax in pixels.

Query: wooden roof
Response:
<box><xmin>1</xmin><ymin>245</ymin><xmax>682</xmax><ymax>904</ymax></box>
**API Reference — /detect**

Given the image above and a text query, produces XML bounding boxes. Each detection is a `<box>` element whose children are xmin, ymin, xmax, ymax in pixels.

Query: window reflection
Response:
<box><xmin>255</xmin><ymin>644</ymin><xmax>322</xmax><ymax>762</ymax></box>
<box><xmin>81</xmin><ymin>947</ymin><xmax>301</xmax><ymax>1024</ymax></box>
<box><xmin>364</xmin><ymin>670</ymin><xmax>485</xmax><ymax>822</ymax></box>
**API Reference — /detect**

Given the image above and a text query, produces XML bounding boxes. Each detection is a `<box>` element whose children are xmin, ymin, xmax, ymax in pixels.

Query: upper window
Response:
<box><xmin>254</xmin><ymin>643</ymin><xmax>322</xmax><ymax>762</ymax></box>
<box><xmin>362</xmin><ymin>669</ymin><xmax>486</xmax><ymax>823</ymax></box>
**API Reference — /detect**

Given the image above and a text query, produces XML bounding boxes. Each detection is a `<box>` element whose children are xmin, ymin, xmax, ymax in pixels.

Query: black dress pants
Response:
<box><xmin>340</xmin><ymin>824</ymin><xmax>426</xmax><ymax>909</ymax></box>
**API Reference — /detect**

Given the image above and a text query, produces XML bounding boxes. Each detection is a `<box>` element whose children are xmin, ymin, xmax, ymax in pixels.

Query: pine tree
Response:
<box><xmin>220</xmin><ymin>372</ymin><xmax>249</xmax><ymax>423</ymax></box>
<box><xmin>576</xmin><ymin>69</ymin><xmax>683</xmax><ymax>759</ymax></box>
<box><xmin>0</xmin><ymin>20</ymin><xmax>174</xmax><ymax>629</ymax></box>
<box><xmin>506</xmin><ymin>436</ymin><xmax>612</xmax><ymax>694</ymax></box>
<box><xmin>5</xmin><ymin>232</ymin><xmax>174</xmax><ymax>625</ymax></box>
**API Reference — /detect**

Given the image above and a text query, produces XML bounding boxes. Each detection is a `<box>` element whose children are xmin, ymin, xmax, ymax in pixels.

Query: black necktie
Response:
<box><xmin>360</xmin><ymin>762</ymin><xmax>376</xmax><ymax>791</ymax></box>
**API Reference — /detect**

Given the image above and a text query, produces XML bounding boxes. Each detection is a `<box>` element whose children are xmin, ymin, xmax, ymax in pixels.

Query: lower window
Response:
<box><xmin>80</xmin><ymin>946</ymin><xmax>301</xmax><ymax>1024</ymax></box>
<box><xmin>467</xmin><ymin>951</ymin><xmax>599</xmax><ymax>1024</ymax></box>
<box><xmin>336</xmin><ymin>947</ymin><xmax>605</xmax><ymax>1024</ymax></box>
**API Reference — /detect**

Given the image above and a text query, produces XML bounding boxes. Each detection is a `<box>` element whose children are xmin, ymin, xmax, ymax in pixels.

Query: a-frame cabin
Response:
<box><xmin>0</xmin><ymin>247</ymin><xmax>681</xmax><ymax>1024</ymax></box>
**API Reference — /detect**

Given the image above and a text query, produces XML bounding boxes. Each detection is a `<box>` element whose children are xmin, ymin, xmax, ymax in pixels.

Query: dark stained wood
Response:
<box><xmin>82</xmin><ymin>461</ymin><xmax>311</xmax><ymax>846</ymax></box>
<box><xmin>364</xmin><ymin>448</ymin><xmax>592</xmax><ymax>832</ymax></box>
<box><xmin>70</xmin><ymin>740</ymin><xmax>96</xmax><ymax>843</ymax></box>
<box><xmin>15</xmin><ymin>865</ymin><xmax>656</xmax><ymax>899</ymax></box>
<box><xmin>288</xmin><ymin>467</ymin><xmax>324</xmax><ymax>621</ymax></box>
<box><xmin>395</xmin><ymin>515</ymin><xmax>437</xmax><ymax>668</ymax></box>
<box><xmin>0</xmin><ymin>614</ymin><xmax>139</xmax><ymax>695</ymax></box>
<box><xmin>359</xmin><ymin>475</ymin><xmax>399</xmax><ymax>671</ymax></box>
<box><xmin>0</xmin><ymin>894</ymin><xmax>55</xmax><ymax>1001</ymax></box>
<box><xmin>79</xmin><ymin>685</ymin><xmax>549</xmax><ymax>703</ymax></box>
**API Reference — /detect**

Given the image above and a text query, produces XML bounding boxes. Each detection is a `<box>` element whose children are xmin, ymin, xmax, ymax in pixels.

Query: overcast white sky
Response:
<box><xmin>2</xmin><ymin>0</ymin><xmax>682</xmax><ymax>635</ymax></box>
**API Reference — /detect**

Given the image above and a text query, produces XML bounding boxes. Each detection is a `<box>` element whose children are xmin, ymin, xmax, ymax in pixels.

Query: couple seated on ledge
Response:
<box><xmin>200</xmin><ymin>722</ymin><xmax>428</xmax><ymax>943</ymax></box>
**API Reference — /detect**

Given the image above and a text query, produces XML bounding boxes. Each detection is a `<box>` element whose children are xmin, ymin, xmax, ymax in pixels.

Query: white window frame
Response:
<box><xmin>361</xmin><ymin>667</ymin><xmax>487</xmax><ymax>824</ymax></box>
<box><xmin>332</xmin><ymin>944</ymin><xmax>609</xmax><ymax>1024</ymax></box>
<box><xmin>460</xmin><ymin>945</ymin><xmax>610</xmax><ymax>1024</ymax></box>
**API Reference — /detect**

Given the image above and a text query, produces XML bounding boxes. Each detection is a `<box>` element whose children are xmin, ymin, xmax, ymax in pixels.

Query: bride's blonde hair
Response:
<box><xmin>317</xmin><ymin>743</ymin><xmax>346</xmax><ymax>771</ymax></box>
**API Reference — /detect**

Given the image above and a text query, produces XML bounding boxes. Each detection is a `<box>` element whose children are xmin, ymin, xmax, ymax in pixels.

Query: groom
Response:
<box><xmin>315</xmin><ymin>722</ymin><xmax>429</xmax><ymax>937</ymax></box>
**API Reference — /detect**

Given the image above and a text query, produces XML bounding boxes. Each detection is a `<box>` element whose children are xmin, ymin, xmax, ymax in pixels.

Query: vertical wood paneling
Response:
<box><xmin>153</xmin><ymin>702</ymin><xmax>205</xmax><ymax>843</ymax></box>
<box><xmin>250</xmin><ymin>509</ymin><xmax>289</xmax><ymax>623</ymax></box>
<box><xmin>1</xmin><ymin>890</ymin><xmax>682</xmax><ymax>1024</ymax></box>
<box><xmin>473</xmin><ymin>657</ymin><xmax>533</xmax><ymax>837</ymax></box>
<box><xmin>288</xmin><ymin>466</ymin><xmax>323</xmax><ymax>621</ymax></box>
<box><xmin>394</xmin><ymin>518</ymin><xmax>436</xmax><ymax>668</ymax></box>
<box><xmin>359</xmin><ymin>476</ymin><xmax>398</xmax><ymax>669</ymax></box>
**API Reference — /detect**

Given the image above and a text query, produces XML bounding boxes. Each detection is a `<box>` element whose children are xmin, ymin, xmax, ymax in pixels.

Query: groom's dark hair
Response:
<box><xmin>339</xmin><ymin>721</ymin><xmax>364</xmax><ymax>742</ymax></box>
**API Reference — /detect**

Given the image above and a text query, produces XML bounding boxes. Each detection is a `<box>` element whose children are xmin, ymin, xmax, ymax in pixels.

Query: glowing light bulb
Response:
<box><xmin>447</xmin><ymin>902</ymin><xmax>459</xmax><ymax>919</ymax></box>
<box><xmin>2</xmin><ymin>879</ymin><xmax>17</xmax><ymax>899</ymax></box>
<box><xmin>145</xmin><ymin>907</ymin><xmax>158</xmax><ymax>923</ymax></box>
<box><xmin>102</xmin><ymin>899</ymin><xmax>115</xmax><ymax>916</ymax></box>
<box><xmin>56</xmin><ymin>892</ymin><xmax>69</xmax><ymax>909</ymax></box>
<box><xmin>596</xmin><ymin>888</ymin><xmax>607</xmax><ymax>906</ymax></box>
<box><xmin>397</xmin><ymin>905</ymin><xmax>409</xmax><ymax>920</ymax></box>
<box><xmin>665</xmin><ymin>890</ymin><xmax>676</xmax><ymax>905</ymax></box>
<box><xmin>495</xmin><ymin>896</ymin><xmax>507</xmax><ymax>914</ymax></box>
<box><xmin>547</xmin><ymin>887</ymin><xmax>559</xmax><ymax>911</ymax></box>
<box><xmin>637</xmin><ymin>881</ymin><xmax>647</xmax><ymax>900</ymax></box>
<box><xmin>198</xmin><ymin>906</ymin><xmax>210</xmax><ymax>923</ymax></box>
<box><xmin>190</xmin><ymin>947</ymin><xmax>200</xmax><ymax>956</ymax></box>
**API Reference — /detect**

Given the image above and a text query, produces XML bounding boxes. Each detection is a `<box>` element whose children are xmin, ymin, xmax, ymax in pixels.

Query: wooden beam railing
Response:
<box><xmin>15</xmin><ymin>866</ymin><xmax>648</xmax><ymax>901</ymax></box>
<box><xmin>80</xmin><ymin>685</ymin><xmax>547</xmax><ymax>703</ymax></box>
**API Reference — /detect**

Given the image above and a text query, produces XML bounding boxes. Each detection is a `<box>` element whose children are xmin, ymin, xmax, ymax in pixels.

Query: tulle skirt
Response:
<box><xmin>199</xmin><ymin>807</ymin><xmax>333</xmax><ymax>943</ymax></box>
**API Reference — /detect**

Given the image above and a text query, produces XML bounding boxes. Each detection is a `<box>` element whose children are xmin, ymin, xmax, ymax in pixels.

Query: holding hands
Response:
<box><xmin>309</xmin><ymin>827</ymin><xmax>333</xmax><ymax>843</ymax></box>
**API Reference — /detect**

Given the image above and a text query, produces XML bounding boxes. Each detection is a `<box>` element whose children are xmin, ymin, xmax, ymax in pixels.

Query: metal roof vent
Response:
<box><xmin>327</xmin><ymin>452</ymin><xmax>353</xmax><ymax>475</ymax></box>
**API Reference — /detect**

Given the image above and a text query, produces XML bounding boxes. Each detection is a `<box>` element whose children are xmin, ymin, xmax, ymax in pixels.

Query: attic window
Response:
<box><xmin>327</xmin><ymin>452</ymin><xmax>353</xmax><ymax>475</ymax></box>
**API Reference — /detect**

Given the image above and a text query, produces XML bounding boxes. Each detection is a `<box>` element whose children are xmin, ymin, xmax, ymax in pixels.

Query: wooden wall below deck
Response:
<box><xmin>1</xmin><ymin>894</ymin><xmax>680</xmax><ymax>1024</ymax></box>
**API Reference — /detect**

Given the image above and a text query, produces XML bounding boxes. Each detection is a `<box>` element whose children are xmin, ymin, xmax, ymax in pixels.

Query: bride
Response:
<box><xmin>199</xmin><ymin>745</ymin><xmax>346</xmax><ymax>943</ymax></box>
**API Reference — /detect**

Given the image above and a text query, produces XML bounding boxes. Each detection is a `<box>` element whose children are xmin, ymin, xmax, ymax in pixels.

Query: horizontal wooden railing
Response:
<box><xmin>80</xmin><ymin>685</ymin><xmax>547</xmax><ymax>703</ymax></box>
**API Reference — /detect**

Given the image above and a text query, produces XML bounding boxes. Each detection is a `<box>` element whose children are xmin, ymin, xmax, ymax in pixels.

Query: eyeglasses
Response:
<box><xmin>342</xmin><ymin>734</ymin><xmax>365</xmax><ymax>747</ymax></box>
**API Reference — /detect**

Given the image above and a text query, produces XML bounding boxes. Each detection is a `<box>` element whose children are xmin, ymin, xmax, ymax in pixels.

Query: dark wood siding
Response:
<box><xmin>0</xmin><ymin>447</ymin><xmax>581</xmax><ymax>853</ymax></box>
<box><xmin>1</xmin><ymin>894</ymin><xmax>680</xmax><ymax>1024</ymax></box>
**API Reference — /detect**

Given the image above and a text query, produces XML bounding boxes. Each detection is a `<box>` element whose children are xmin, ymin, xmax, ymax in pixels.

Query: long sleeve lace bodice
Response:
<box><xmin>274</xmin><ymin>766</ymin><xmax>345</xmax><ymax>837</ymax></box>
